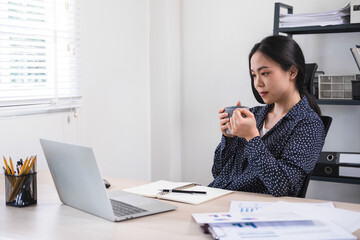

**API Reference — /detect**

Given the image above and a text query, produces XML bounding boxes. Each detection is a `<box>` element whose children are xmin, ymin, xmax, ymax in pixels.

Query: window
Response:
<box><xmin>0</xmin><ymin>0</ymin><xmax>80</xmax><ymax>116</ymax></box>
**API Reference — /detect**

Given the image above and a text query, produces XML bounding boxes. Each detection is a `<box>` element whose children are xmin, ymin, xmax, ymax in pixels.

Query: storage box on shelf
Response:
<box><xmin>318</xmin><ymin>74</ymin><xmax>355</xmax><ymax>100</ymax></box>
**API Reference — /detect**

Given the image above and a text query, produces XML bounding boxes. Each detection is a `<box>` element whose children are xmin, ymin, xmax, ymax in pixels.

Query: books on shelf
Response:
<box><xmin>350</xmin><ymin>45</ymin><xmax>360</xmax><ymax>71</ymax></box>
<box><xmin>123</xmin><ymin>180</ymin><xmax>232</xmax><ymax>205</ymax></box>
<box><xmin>280</xmin><ymin>3</ymin><xmax>350</xmax><ymax>28</ymax></box>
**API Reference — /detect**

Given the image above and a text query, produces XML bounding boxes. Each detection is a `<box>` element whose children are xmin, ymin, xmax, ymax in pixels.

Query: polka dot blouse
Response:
<box><xmin>208</xmin><ymin>96</ymin><xmax>325</xmax><ymax>197</ymax></box>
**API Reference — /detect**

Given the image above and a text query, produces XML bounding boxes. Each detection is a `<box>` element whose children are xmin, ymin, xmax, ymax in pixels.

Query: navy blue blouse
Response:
<box><xmin>208</xmin><ymin>96</ymin><xmax>325</xmax><ymax>197</ymax></box>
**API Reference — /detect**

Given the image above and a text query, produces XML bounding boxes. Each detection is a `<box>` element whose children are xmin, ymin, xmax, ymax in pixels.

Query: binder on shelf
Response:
<box><xmin>350</xmin><ymin>45</ymin><xmax>360</xmax><ymax>71</ymax></box>
<box><xmin>313</xmin><ymin>151</ymin><xmax>360</xmax><ymax>178</ymax></box>
<box><xmin>351</xmin><ymin>0</ymin><xmax>360</xmax><ymax>24</ymax></box>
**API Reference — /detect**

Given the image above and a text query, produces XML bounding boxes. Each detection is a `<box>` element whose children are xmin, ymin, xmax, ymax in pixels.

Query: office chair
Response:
<box><xmin>298</xmin><ymin>63</ymin><xmax>333</xmax><ymax>198</ymax></box>
<box><xmin>304</xmin><ymin>63</ymin><xmax>318</xmax><ymax>97</ymax></box>
<box><xmin>298</xmin><ymin>116</ymin><xmax>332</xmax><ymax>198</ymax></box>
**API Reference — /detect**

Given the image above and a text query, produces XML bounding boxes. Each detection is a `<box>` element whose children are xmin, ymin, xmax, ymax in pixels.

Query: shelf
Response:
<box><xmin>317</xmin><ymin>99</ymin><xmax>360</xmax><ymax>105</ymax></box>
<box><xmin>311</xmin><ymin>175</ymin><xmax>360</xmax><ymax>185</ymax></box>
<box><xmin>273</xmin><ymin>3</ymin><xmax>360</xmax><ymax>36</ymax></box>
<box><xmin>277</xmin><ymin>23</ymin><xmax>360</xmax><ymax>35</ymax></box>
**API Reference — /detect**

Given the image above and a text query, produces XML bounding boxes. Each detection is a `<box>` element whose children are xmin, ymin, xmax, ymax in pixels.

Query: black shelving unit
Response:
<box><xmin>317</xmin><ymin>99</ymin><xmax>360</xmax><ymax>105</ymax></box>
<box><xmin>273</xmin><ymin>3</ymin><xmax>360</xmax><ymax>185</ymax></box>
<box><xmin>311</xmin><ymin>176</ymin><xmax>360</xmax><ymax>185</ymax></box>
<box><xmin>276</xmin><ymin>24</ymin><xmax>360</xmax><ymax>36</ymax></box>
<box><xmin>274</xmin><ymin>2</ymin><xmax>360</xmax><ymax>106</ymax></box>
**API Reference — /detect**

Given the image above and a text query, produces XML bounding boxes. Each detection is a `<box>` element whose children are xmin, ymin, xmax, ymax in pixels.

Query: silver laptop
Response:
<box><xmin>40</xmin><ymin>138</ymin><xmax>176</xmax><ymax>222</ymax></box>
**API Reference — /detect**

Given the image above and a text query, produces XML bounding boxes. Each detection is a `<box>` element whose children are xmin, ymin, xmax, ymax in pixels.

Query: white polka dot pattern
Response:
<box><xmin>208</xmin><ymin>96</ymin><xmax>325</xmax><ymax>197</ymax></box>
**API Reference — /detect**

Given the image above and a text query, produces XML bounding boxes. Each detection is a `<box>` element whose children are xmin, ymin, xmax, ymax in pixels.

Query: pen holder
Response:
<box><xmin>5</xmin><ymin>172</ymin><xmax>37</xmax><ymax>207</ymax></box>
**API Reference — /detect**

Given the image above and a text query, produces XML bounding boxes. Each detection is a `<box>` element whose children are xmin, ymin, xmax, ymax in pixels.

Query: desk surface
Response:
<box><xmin>1</xmin><ymin>172</ymin><xmax>360</xmax><ymax>240</ymax></box>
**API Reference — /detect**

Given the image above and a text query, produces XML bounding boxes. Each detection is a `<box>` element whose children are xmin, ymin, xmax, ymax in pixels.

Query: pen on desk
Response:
<box><xmin>19</xmin><ymin>158</ymin><xmax>28</xmax><ymax>175</ymax></box>
<box><xmin>160</xmin><ymin>189</ymin><xmax>207</xmax><ymax>194</ymax></box>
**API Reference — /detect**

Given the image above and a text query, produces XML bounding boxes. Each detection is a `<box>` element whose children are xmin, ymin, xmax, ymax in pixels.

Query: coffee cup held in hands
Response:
<box><xmin>224</xmin><ymin>106</ymin><xmax>249</xmax><ymax>135</ymax></box>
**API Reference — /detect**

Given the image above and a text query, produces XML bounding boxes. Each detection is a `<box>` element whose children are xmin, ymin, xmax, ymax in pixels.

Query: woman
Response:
<box><xmin>208</xmin><ymin>35</ymin><xmax>325</xmax><ymax>197</ymax></box>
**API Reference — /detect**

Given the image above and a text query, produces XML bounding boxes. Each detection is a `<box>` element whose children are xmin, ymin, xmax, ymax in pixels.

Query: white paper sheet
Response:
<box><xmin>229</xmin><ymin>201</ymin><xmax>334</xmax><ymax>214</ymax></box>
<box><xmin>192</xmin><ymin>200</ymin><xmax>359</xmax><ymax>239</ymax></box>
<box><xmin>206</xmin><ymin>220</ymin><xmax>356</xmax><ymax>240</ymax></box>
<box><xmin>192</xmin><ymin>211</ymin><xmax>310</xmax><ymax>224</ymax></box>
<box><xmin>258</xmin><ymin>201</ymin><xmax>360</xmax><ymax>233</ymax></box>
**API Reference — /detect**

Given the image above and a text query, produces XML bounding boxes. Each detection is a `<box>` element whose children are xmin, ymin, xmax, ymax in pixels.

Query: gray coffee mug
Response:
<box><xmin>224</xmin><ymin>106</ymin><xmax>249</xmax><ymax>134</ymax></box>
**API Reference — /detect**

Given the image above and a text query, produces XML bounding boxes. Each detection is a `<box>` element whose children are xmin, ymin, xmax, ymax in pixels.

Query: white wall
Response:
<box><xmin>79</xmin><ymin>0</ymin><xmax>151</xmax><ymax>180</ymax></box>
<box><xmin>149</xmin><ymin>0</ymin><xmax>182</xmax><ymax>181</ymax></box>
<box><xmin>0</xmin><ymin>112</ymin><xmax>79</xmax><ymax>172</ymax></box>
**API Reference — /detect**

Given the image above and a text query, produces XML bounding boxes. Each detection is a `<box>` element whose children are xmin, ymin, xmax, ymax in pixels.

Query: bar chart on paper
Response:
<box><xmin>229</xmin><ymin>201</ymin><xmax>274</xmax><ymax>213</ymax></box>
<box><xmin>232</xmin><ymin>223</ymin><xmax>258</xmax><ymax>228</ymax></box>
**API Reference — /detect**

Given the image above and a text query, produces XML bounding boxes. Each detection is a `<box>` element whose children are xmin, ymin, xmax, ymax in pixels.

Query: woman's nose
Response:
<box><xmin>255</xmin><ymin>77</ymin><xmax>264</xmax><ymax>88</ymax></box>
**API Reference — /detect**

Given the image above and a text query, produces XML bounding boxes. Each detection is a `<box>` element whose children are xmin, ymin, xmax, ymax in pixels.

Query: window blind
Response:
<box><xmin>0</xmin><ymin>0</ymin><xmax>80</xmax><ymax>116</ymax></box>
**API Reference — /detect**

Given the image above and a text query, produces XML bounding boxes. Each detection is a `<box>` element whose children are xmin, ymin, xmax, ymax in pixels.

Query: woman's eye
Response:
<box><xmin>251</xmin><ymin>74</ymin><xmax>257</xmax><ymax>79</ymax></box>
<box><xmin>261</xmin><ymin>72</ymin><xmax>269</xmax><ymax>76</ymax></box>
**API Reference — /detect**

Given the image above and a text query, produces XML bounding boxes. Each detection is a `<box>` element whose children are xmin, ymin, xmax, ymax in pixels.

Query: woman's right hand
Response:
<box><xmin>219</xmin><ymin>101</ymin><xmax>241</xmax><ymax>137</ymax></box>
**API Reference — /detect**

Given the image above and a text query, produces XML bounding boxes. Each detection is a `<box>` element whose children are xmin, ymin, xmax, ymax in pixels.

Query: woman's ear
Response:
<box><xmin>289</xmin><ymin>65</ymin><xmax>298</xmax><ymax>80</ymax></box>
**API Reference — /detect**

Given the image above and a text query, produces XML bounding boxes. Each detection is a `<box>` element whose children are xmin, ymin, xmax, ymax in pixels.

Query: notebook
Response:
<box><xmin>123</xmin><ymin>180</ymin><xmax>233</xmax><ymax>205</ymax></box>
<box><xmin>40</xmin><ymin>139</ymin><xmax>176</xmax><ymax>222</ymax></box>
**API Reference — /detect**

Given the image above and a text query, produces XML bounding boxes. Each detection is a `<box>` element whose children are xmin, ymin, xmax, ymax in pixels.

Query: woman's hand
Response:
<box><xmin>218</xmin><ymin>101</ymin><xmax>241</xmax><ymax>137</ymax></box>
<box><xmin>227</xmin><ymin>108</ymin><xmax>259</xmax><ymax>141</ymax></box>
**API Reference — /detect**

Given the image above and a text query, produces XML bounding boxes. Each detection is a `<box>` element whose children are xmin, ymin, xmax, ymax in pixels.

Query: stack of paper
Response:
<box><xmin>280</xmin><ymin>3</ymin><xmax>350</xmax><ymax>27</ymax></box>
<box><xmin>192</xmin><ymin>201</ymin><xmax>360</xmax><ymax>240</ymax></box>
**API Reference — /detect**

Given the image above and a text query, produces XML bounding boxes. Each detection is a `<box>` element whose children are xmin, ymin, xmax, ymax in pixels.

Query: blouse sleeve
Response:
<box><xmin>243</xmin><ymin>118</ymin><xmax>325</xmax><ymax>197</ymax></box>
<box><xmin>211</xmin><ymin>135</ymin><xmax>239</xmax><ymax>178</ymax></box>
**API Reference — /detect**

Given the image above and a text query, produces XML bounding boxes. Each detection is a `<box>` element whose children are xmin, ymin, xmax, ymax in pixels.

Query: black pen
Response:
<box><xmin>160</xmin><ymin>189</ymin><xmax>207</xmax><ymax>194</ymax></box>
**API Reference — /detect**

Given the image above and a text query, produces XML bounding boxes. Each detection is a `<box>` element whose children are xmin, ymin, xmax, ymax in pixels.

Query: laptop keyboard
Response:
<box><xmin>110</xmin><ymin>199</ymin><xmax>147</xmax><ymax>217</ymax></box>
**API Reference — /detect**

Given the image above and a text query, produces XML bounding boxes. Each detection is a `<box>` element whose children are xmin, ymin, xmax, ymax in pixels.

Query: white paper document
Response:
<box><xmin>192</xmin><ymin>201</ymin><xmax>358</xmax><ymax>240</ymax></box>
<box><xmin>206</xmin><ymin>220</ymin><xmax>356</xmax><ymax>240</ymax></box>
<box><xmin>192</xmin><ymin>211</ymin><xmax>310</xmax><ymax>224</ymax></box>
<box><xmin>258</xmin><ymin>201</ymin><xmax>360</xmax><ymax>233</ymax></box>
<box><xmin>229</xmin><ymin>201</ymin><xmax>334</xmax><ymax>214</ymax></box>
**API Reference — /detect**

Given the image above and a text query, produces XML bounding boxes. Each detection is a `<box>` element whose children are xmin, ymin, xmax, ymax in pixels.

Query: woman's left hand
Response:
<box><xmin>227</xmin><ymin>108</ymin><xmax>259</xmax><ymax>141</ymax></box>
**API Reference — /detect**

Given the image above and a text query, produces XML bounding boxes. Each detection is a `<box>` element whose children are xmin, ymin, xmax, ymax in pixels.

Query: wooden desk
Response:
<box><xmin>1</xmin><ymin>172</ymin><xmax>359</xmax><ymax>240</ymax></box>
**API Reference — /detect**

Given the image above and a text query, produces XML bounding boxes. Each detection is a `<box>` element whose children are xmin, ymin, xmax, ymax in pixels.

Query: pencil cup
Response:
<box><xmin>5</xmin><ymin>172</ymin><xmax>37</xmax><ymax>207</ymax></box>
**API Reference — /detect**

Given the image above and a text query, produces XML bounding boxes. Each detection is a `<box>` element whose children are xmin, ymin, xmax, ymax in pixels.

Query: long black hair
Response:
<box><xmin>249</xmin><ymin>35</ymin><xmax>321</xmax><ymax>116</ymax></box>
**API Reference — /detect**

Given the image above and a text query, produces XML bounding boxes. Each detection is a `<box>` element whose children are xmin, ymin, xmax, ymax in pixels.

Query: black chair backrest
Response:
<box><xmin>304</xmin><ymin>63</ymin><xmax>318</xmax><ymax>96</ymax></box>
<box><xmin>320</xmin><ymin>115</ymin><xmax>332</xmax><ymax>138</ymax></box>
<box><xmin>299</xmin><ymin>115</ymin><xmax>332</xmax><ymax>198</ymax></box>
